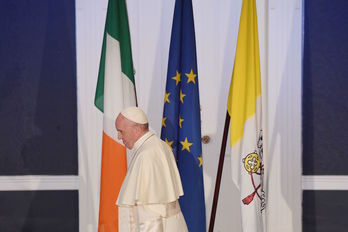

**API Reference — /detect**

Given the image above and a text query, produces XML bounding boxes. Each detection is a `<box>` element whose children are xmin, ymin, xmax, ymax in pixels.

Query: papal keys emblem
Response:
<box><xmin>241</xmin><ymin>131</ymin><xmax>266</xmax><ymax>211</ymax></box>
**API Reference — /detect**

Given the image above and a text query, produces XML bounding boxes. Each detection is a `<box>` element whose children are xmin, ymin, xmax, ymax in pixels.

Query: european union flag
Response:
<box><xmin>160</xmin><ymin>0</ymin><xmax>206</xmax><ymax>231</ymax></box>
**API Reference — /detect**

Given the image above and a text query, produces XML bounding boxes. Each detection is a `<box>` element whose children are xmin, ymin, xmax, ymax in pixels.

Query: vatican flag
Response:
<box><xmin>227</xmin><ymin>0</ymin><xmax>265</xmax><ymax>231</ymax></box>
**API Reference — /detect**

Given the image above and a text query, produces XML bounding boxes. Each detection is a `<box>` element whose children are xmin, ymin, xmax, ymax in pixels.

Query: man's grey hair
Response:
<box><xmin>137</xmin><ymin>123</ymin><xmax>149</xmax><ymax>131</ymax></box>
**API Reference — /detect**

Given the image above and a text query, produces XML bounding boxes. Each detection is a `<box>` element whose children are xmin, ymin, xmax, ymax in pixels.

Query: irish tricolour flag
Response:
<box><xmin>94</xmin><ymin>0</ymin><xmax>136</xmax><ymax>231</ymax></box>
<box><xmin>227</xmin><ymin>0</ymin><xmax>265</xmax><ymax>231</ymax></box>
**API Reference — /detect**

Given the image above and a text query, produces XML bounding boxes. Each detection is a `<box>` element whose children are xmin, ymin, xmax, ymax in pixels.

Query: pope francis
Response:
<box><xmin>115</xmin><ymin>106</ymin><xmax>188</xmax><ymax>232</ymax></box>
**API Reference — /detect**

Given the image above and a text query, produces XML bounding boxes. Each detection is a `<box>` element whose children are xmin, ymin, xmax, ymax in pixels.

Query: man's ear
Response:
<box><xmin>133</xmin><ymin>124</ymin><xmax>142</xmax><ymax>135</ymax></box>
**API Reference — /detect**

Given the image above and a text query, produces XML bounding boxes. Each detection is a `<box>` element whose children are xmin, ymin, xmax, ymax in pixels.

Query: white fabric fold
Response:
<box><xmin>117</xmin><ymin>131</ymin><xmax>184</xmax><ymax>206</ymax></box>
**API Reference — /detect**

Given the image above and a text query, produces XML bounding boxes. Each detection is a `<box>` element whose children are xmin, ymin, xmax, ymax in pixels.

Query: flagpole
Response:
<box><xmin>208</xmin><ymin>111</ymin><xmax>230</xmax><ymax>232</ymax></box>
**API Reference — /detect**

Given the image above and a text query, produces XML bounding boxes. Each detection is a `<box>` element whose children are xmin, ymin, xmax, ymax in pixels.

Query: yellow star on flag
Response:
<box><xmin>180</xmin><ymin>89</ymin><xmax>186</xmax><ymax>103</ymax></box>
<box><xmin>164</xmin><ymin>92</ymin><xmax>170</xmax><ymax>104</ymax></box>
<box><xmin>172</xmin><ymin>71</ymin><xmax>181</xmax><ymax>85</ymax></box>
<box><xmin>180</xmin><ymin>137</ymin><xmax>193</xmax><ymax>152</ymax></box>
<box><xmin>162</xmin><ymin>117</ymin><xmax>167</xmax><ymax>127</ymax></box>
<box><xmin>179</xmin><ymin>115</ymin><xmax>184</xmax><ymax>128</ymax></box>
<box><xmin>185</xmin><ymin>69</ymin><xmax>196</xmax><ymax>84</ymax></box>
<box><xmin>198</xmin><ymin>155</ymin><xmax>203</xmax><ymax>167</ymax></box>
<box><xmin>165</xmin><ymin>138</ymin><xmax>174</xmax><ymax>149</ymax></box>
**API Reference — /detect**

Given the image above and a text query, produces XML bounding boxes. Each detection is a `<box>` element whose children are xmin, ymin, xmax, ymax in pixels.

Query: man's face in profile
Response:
<box><xmin>115</xmin><ymin>114</ymin><xmax>138</xmax><ymax>149</ymax></box>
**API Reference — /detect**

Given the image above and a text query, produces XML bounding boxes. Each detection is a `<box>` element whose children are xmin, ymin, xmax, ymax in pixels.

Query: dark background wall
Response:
<box><xmin>302</xmin><ymin>0</ymin><xmax>348</xmax><ymax>231</ymax></box>
<box><xmin>0</xmin><ymin>0</ymin><xmax>78</xmax><ymax>231</ymax></box>
<box><xmin>0</xmin><ymin>0</ymin><xmax>77</xmax><ymax>176</ymax></box>
<box><xmin>303</xmin><ymin>0</ymin><xmax>348</xmax><ymax>176</ymax></box>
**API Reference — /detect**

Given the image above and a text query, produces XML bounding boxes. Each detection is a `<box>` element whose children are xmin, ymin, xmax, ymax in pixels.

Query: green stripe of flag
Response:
<box><xmin>95</xmin><ymin>0</ymin><xmax>134</xmax><ymax>112</ymax></box>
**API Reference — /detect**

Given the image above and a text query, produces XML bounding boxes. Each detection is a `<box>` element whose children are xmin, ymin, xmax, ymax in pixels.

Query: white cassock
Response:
<box><xmin>117</xmin><ymin>131</ymin><xmax>188</xmax><ymax>232</ymax></box>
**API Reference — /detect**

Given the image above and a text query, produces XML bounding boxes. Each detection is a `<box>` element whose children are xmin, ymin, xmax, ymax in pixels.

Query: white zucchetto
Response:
<box><xmin>121</xmin><ymin>106</ymin><xmax>148</xmax><ymax>124</ymax></box>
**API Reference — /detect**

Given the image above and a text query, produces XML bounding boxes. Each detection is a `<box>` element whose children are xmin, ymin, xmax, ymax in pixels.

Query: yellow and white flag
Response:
<box><xmin>227</xmin><ymin>0</ymin><xmax>265</xmax><ymax>231</ymax></box>
<box><xmin>94</xmin><ymin>0</ymin><xmax>136</xmax><ymax>231</ymax></box>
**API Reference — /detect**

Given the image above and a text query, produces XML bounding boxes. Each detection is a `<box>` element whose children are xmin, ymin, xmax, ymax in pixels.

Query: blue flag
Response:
<box><xmin>160</xmin><ymin>0</ymin><xmax>206</xmax><ymax>231</ymax></box>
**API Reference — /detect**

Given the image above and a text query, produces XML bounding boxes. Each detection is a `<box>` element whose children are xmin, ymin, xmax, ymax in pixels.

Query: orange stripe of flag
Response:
<box><xmin>98</xmin><ymin>132</ymin><xmax>127</xmax><ymax>232</ymax></box>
